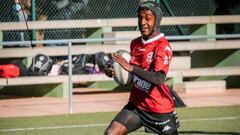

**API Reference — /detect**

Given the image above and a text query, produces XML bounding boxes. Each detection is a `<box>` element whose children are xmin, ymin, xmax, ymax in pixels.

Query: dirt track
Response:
<box><xmin>0</xmin><ymin>89</ymin><xmax>240</xmax><ymax>118</ymax></box>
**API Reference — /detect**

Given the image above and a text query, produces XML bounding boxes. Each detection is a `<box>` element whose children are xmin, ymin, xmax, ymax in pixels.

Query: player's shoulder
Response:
<box><xmin>130</xmin><ymin>36</ymin><xmax>142</xmax><ymax>49</ymax></box>
<box><xmin>158</xmin><ymin>35</ymin><xmax>169</xmax><ymax>44</ymax></box>
<box><xmin>156</xmin><ymin>35</ymin><xmax>170</xmax><ymax>47</ymax></box>
<box><xmin>156</xmin><ymin>36</ymin><xmax>172</xmax><ymax>53</ymax></box>
<box><xmin>131</xmin><ymin>36</ymin><xmax>142</xmax><ymax>44</ymax></box>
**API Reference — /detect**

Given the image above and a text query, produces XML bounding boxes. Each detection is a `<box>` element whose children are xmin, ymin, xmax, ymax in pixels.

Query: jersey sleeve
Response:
<box><xmin>130</xmin><ymin>40</ymin><xmax>134</xmax><ymax>56</ymax></box>
<box><xmin>130</xmin><ymin>37</ymin><xmax>140</xmax><ymax>55</ymax></box>
<box><xmin>154</xmin><ymin>44</ymin><xmax>172</xmax><ymax>75</ymax></box>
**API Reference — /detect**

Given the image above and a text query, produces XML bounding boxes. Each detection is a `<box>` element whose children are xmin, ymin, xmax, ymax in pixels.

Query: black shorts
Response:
<box><xmin>113</xmin><ymin>102</ymin><xmax>180</xmax><ymax>135</ymax></box>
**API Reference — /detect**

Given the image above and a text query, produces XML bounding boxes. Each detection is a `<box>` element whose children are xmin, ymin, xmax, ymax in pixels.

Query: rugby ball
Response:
<box><xmin>113</xmin><ymin>50</ymin><xmax>133</xmax><ymax>86</ymax></box>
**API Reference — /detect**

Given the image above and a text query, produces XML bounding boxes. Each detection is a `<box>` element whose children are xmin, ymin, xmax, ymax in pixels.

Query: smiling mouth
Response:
<box><xmin>140</xmin><ymin>28</ymin><xmax>148</xmax><ymax>33</ymax></box>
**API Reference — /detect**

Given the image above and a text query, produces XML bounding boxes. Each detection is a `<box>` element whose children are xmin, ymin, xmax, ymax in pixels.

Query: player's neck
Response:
<box><xmin>142</xmin><ymin>33</ymin><xmax>164</xmax><ymax>44</ymax></box>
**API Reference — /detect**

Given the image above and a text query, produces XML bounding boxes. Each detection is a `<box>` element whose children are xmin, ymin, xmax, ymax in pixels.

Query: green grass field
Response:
<box><xmin>0</xmin><ymin>105</ymin><xmax>240</xmax><ymax>135</ymax></box>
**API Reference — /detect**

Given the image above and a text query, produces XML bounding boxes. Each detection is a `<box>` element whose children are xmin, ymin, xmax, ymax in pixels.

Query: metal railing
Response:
<box><xmin>2</xmin><ymin>34</ymin><xmax>240</xmax><ymax>47</ymax></box>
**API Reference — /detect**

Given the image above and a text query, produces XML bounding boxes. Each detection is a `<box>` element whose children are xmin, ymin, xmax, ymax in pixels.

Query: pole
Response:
<box><xmin>68</xmin><ymin>42</ymin><xmax>73</xmax><ymax>114</ymax></box>
<box><xmin>31</xmin><ymin>0</ymin><xmax>36</xmax><ymax>41</ymax></box>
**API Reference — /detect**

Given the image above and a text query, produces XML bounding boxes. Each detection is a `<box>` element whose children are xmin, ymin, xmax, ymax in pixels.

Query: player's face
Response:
<box><xmin>138</xmin><ymin>9</ymin><xmax>156</xmax><ymax>39</ymax></box>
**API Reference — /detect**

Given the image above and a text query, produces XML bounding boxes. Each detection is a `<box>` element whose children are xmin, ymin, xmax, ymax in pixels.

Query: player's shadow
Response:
<box><xmin>179</xmin><ymin>131</ymin><xmax>240</xmax><ymax>135</ymax></box>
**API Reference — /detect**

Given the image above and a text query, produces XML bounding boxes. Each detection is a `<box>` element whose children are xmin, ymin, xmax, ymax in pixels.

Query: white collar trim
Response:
<box><xmin>141</xmin><ymin>33</ymin><xmax>164</xmax><ymax>45</ymax></box>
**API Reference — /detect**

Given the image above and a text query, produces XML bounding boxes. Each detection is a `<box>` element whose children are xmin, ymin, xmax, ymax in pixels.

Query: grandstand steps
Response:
<box><xmin>1</xmin><ymin>40</ymin><xmax>240</xmax><ymax>58</ymax></box>
<box><xmin>173</xmin><ymin>80</ymin><xmax>226</xmax><ymax>94</ymax></box>
<box><xmin>170</xmin><ymin>56</ymin><xmax>191</xmax><ymax>70</ymax></box>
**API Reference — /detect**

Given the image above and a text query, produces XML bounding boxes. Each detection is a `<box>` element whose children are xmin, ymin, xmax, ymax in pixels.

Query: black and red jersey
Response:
<box><xmin>129</xmin><ymin>34</ymin><xmax>174</xmax><ymax>113</ymax></box>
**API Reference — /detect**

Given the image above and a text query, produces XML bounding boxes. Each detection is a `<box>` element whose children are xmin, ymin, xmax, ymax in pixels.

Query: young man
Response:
<box><xmin>104</xmin><ymin>1</ymin><xmax>179</xmax><ymax>135</ymax></box>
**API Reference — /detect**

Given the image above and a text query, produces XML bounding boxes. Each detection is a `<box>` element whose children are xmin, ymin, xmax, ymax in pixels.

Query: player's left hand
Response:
<box><xmin>112</xmin><ymin>53</ymin><xmax>133</xmax><ymax>72</ymax></box>
<box><xmin>104</xmin><ymin>63</ymin><xmax>114</xmax><ymax>78</ymax></box>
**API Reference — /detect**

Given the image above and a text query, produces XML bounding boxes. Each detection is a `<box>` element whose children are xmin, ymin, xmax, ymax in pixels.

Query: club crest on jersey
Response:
<box><xmin>146</xmin><ymin>52</ymin><xmax>154</xmax><ymax>63</ymax></box>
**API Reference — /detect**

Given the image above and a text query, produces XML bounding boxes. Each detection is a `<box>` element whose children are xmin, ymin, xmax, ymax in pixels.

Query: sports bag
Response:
<box><xmin>94</xmin><ymin>52</ymin><xmax>112</xmax><ymax>72</ymax></box>
<box><xmin>11</xmin><ymin>59</ymin><xmax>29</xmax><ymax>76</ymax></box>
<box><xmin>0</xmin><ymin>64</ymin><xmax>20</xmax><ymax>78</ymax></box>
<box><xmin>62</xmin><ymin>54</ymin><xmax>92</xmax><ymax>75</ymax></box>
<box><xmin>29</xmin><ymin>53</ymin><xmax>53</xmax><ymax>76</ymax></box>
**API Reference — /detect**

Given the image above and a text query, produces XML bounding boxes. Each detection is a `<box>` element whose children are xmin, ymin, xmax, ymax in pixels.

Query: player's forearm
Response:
<box><xmin>132</xmin><ymin>66</ymin><xmax>166</xmax><ymax>87</ymax></box>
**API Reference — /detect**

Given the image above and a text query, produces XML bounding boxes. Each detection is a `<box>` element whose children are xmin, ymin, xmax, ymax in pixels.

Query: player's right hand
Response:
<box><xmin>112</xmin><ymin>53</ymin><xmax>133</xmax><ymax>72</ymax></box>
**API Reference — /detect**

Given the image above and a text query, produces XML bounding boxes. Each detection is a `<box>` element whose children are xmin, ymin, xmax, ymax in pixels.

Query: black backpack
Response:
<box><xmin>11</xmin><ymin>59</ymin><xmax>29</xmax><ymax>76</ymax></box>
<box><xmin>62</xmin><ymin>52</ymin><xmax>112</xmax><ymax>75</ymax></box>
<box><xmin>29</xmin><ymin>53</ymin><xmax>53</xmax><ymax>76</ymax></box>
<box><xmin>94</xmin><ymin>52</ymin><xmax>112</xmax><ymax>72</ymax></box>
<box><xmin>62</xmin><ymin>54</ymin><xmax>92</xmax><ymax>75</ymax></box>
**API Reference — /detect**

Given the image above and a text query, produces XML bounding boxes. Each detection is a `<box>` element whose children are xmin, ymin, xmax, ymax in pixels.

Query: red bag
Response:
<box><xmin>0</xmin><ymin>64</ymin><xmax>20</xmax><ymax>78</ymax></box>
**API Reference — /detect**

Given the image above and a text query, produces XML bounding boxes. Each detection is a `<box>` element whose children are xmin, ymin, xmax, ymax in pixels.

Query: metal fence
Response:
<box><xmin>1</xmin><ymin>0</ymin><xmax>240</xmax><ymax>42</ymax></box>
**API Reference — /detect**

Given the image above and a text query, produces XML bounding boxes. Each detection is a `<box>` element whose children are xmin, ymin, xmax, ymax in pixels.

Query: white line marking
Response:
<box><xmin>181</xmin><ymin>116</ymin><xmax>240</xmax><ymax>122</ymax></box>
<box><xmin>0</xmin><ymin>124</ymin><xmax>108</xmax><ymax>132</ymax></box>
<box><xmin>0</xmin><ymin>116</ymin><xmax>240</xmax><ymax>132</ymax></box>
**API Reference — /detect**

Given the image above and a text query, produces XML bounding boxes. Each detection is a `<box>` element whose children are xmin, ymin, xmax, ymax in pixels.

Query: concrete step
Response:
<box><xmin>173</xmin><ymin>80</ymin><xmax>226</xmax><ymax>94</ymax></box>
<box><xmin>170</xmin><ymin>56</ymin><xmax>191</xmax><ymax>70</ymax></box>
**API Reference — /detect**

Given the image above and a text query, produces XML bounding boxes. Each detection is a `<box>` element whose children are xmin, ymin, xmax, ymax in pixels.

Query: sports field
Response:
<box><xmin>0</xmin><ymin>105</ymin><xmax>239</xmax><ymax>135</ymax></box>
